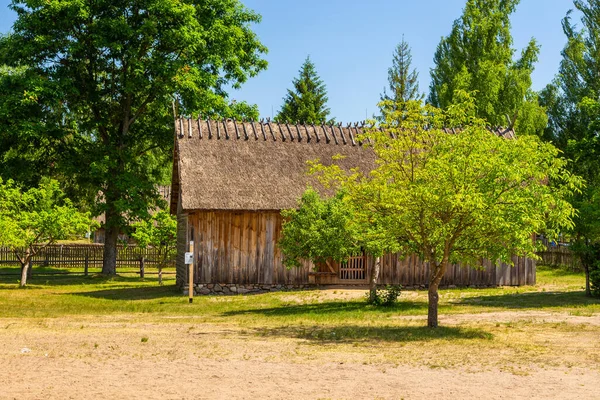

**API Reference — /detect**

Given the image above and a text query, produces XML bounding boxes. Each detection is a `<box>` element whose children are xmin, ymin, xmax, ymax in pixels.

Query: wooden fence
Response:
<box><xmin>536</xmin><ymin>245</ymin><xmax>581</xmax><ymax>271</ymax></box>
<box><xmin>0</xmin><ymin>244</ymin><xmax>175</xmax><ymax>272</ymax></box>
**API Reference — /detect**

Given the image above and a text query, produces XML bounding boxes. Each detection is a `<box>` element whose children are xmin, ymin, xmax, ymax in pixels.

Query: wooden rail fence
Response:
<box><xmin>0</xmin><ymin>244</ymin><xmax>175</xmax><ymax>276</ymax></box>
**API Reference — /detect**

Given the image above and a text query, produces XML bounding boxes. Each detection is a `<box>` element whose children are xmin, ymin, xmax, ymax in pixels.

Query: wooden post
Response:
<box><xmin>189</xmin><ymin>241</ymin><xmax>194</xmax><ymax>304</ymax></box>
<box><xmin>84</xmin><ymin>254</ymin><xmax>89</xmax><ymax>277</ymax></box>
<box><xmin>140</xmin><ymin>256</ymin><xmax>145</xmax><ymax>279</ymax></box>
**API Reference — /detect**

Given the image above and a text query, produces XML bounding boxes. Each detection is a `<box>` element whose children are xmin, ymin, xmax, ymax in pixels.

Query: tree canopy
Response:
<box><xmin>131</xmin><ymin>210</ymin><xmax>176</xmax><ymax>285</ymax></box>
<box><xmin>1</xmin><ymin>0</ymin><xmax>268</xmax><ymax>275</ymax></box>
<box><xmin>429</xmin><ymin>0</ymin><xmax>547</xmax><ymax>136</ymax></box>
<box><xmin>275</xmin><ymin>56</ymin><xmax>333</xmax><ymax>124</ymax></box>
<box><xmin>0</xmin><ymin>179</ymin><xmax>95</xmax><ymax>286</ymax></box>
<box><xmin>283</xmin><ymin>94</ymin><xmax>581</xmax><ymax>327</ymax></box>
<box><xmin>539</xmin><ymin>0</ymin><xmax>600</xmax><ymax>295</ymax></box>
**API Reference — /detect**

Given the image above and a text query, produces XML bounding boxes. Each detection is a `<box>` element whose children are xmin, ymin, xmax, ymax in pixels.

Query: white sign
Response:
<box><xmin>184</xmin><ymin>252</ymin><xmax>194</xmax><ymax>265</ymax></box>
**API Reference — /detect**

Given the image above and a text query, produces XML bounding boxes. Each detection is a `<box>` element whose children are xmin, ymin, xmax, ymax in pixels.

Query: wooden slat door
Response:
<box><xmin>340</xmin><ymin>252</ymin><xmax>366</xmax><ymax>280</ymax></box>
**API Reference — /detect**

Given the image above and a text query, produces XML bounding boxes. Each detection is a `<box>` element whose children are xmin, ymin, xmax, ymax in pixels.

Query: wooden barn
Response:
<box><xmin>170</xmin><ymin>118</ymin><xmax>535</xmax><ymax>295</ymax></box>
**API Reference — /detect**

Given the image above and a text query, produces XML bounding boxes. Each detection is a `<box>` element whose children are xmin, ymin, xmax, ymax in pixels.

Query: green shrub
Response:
<box><xmin>591</xmin><ymin>260</ymin><xmax>600</xmax><ymax>298</ymax></box>
<box><xmin>366</xmin><ymin>285</ymin><xmax>402</xmax><ymax>306</ymax></box>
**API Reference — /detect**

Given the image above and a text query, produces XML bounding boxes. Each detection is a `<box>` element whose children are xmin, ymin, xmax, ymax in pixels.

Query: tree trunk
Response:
<box><xmin>20</xmin><ymin>260</ymin><xmax>30</xmax><ymax>287</ymax></box>
<box><xmin>158</xmin><ymin>265</ymin><xmax>163</xmax><ymax>286</ymax></box>
<box><xmin>427</xmin><ymin>259</ymin><xmax>448</xmax><ymax>328</ymax></box>
<box><xmin>369</xmin><ymin>257</ymin><xmax>381</xmax><ymax>303</ymax></box>
<box><xmin>102</xmin><ymin>226</ymin><xmax>119</xmax><ymax>275</ymax></box>
<box><xmin>427</xmin><ymin>283</ymin><xmax>439</xmax><ymax>328</ymax></box>
<box><xmin>585</xmin><ymin>264</ymin><xmax>591</xmax><ymax>296</ymax></box>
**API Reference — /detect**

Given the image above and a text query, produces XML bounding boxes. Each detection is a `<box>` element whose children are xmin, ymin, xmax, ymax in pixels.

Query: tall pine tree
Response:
<box><xmin>540</xmin><ymin>0</ymin><xmax>600</xmax><ymax>296</ymax></box>
<box><xmin>379</xmin><ymin>37</ymin><xmax>423</xmax><ymax>117</ymax></box>
<box><xmin>429</xmin><ymin>0</ymin><xmax>547</xmax><ymax>135</ymax></box>
<box><xmin>275</xmin><ymin>56</ymin><xmax>332</xmax><ymax>124</ymax></box>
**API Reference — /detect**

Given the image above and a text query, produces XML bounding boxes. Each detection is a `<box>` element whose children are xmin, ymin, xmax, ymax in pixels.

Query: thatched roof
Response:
<box><xmin>171</xmin><ymin>118</ymin><xmax>516</xmax><ymax>213</ymax></box>
<box><xmin>171</xmin><ymin>119</ymin><xmax>375</xmax><ymax>212</ymax></box>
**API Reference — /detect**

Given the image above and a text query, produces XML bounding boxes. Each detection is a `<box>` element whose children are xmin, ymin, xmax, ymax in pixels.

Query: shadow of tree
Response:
<box><xmin>252</xmin><ymin>324</ymin><xmax>492</xmax><ymax>343</ymax></box>
<box><xmin>0</xmin><ymin>266</ymin><xmax>170</xmax><ymax>288</ymax></box>
<box><xmin>72</xmin><ymin>285</ymin><xmax>181</xmax><ymax>300</ymax></box>
<box><xmin>458</xmin><ymin>290</ymin><xmax>600</xmax><ymax>309</ymax></box>
<box><xmin>222</xmin><ymin>299</ymin><xmax>428</xmax><ymax>317</ymax></box>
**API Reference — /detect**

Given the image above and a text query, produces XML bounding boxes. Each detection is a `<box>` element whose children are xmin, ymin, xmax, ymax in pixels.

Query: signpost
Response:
<box><xmin>185</xmin><ymin>241</ymin><xmax>194</xmax><ymax>303</ymax></box>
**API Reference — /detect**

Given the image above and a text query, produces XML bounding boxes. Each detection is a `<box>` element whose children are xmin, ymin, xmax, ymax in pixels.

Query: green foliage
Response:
<box><xmin>0</xmin><ymin>178</ymin><xmax>96</xmax><ymax>285</ymax></box>
<box><xmin>317</xmin><ymin>95</ymin><xmax>580</xmax><ymax>268</ymax></box>
<box><xmin>591</xmin><ymin>260</ymin><xmax>600</xmax><ymax>297</ymax></box>
<box><xmin>429</xmin><ymin>0</ymin><xmax>547</xmax><ymax>136</ymax></box>
<box><xmin>131</xmin><ymin>210</ymin><xmax>177</xmax><ymax>270</ymax></box>
<box><xmin>1</xmin><ymin>0</ymin><xmax>268</xmax><ymax>272</ymax></box>
<box><xmin>0</xmin><ymin>178</ymin><xmax>95</xmax><ymax>249</ymax></box>
<box><xmin>366</xmin><ymin>285</ymin><xmax>402</xmax><ymax>306</ymax></box>
<box><xmin>308</xmin><ymin>93</ymin><xmax>580</xmax><ymax>326</ymax></box>
<box><xmin>280</xmin><ymin>189</ymin><xmax>360</xmax><ymax>269</ymax></box>
<box><xmin>540</xmin><ymin>1</ymin><xmax>600</xmax><ymax>295</ymax></box>
<box><xmin>275</xmin><ymin>56</ymin><xmax>333</xmax><ymax>124</ymax></box>
<box><xmin>379</xmin><ymin>37</ymin><xmax>423</xmax><ymax>119</ymax></box>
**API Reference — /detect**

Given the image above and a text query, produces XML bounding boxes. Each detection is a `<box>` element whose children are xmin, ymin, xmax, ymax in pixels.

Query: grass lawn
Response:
<box><xmin>1</xmin><ymin>264</ymin><xmax>599</xmax><ymax>399</ymax></box>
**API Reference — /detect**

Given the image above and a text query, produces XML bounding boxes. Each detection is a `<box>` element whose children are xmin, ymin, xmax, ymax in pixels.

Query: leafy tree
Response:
<box><xmin>0</xmin><ymin>179</ymin><xmax>96</xmax><ymax>287</ymax></box>
<box><xmin>379</xmin><ymin>37</ymin><xmax>423</xmax><ymax>118</ymax></box>
<box><xmin>300</xmin><ymin>94</ymin><xmax>580</xmax><ymax>328</ymax></box>
<box><xmin>2</xmin><ymin>0</ymin><xmax>267</xmax><ymax>275</ymax></box>
<box><xmin>540</xmin><ymin>0</ymin><xmax>600</xmax><ymax>295</ymax></box>
<box><xmin>0</xmin><ymin>62</ymin><xmax>70</xmax><ymax>188</ymax></box>
<box><xmin>280</xmin><ymin>189</ymin><xmax>398</xmax><ymax>302</ymax></box>
<box><xmin>275</xmin><ymin>56</ymin><xmax>333</xmax><ymax>124</ymax></box>
<box><xmin>131</xmin><ymin>210</ymin><xmax>176</xmax><ymax>286</ymax></box>
<box><xmin>429</xmin><ymin>0</ymin><xmax>547</xmax><ymax>136</ymax></box>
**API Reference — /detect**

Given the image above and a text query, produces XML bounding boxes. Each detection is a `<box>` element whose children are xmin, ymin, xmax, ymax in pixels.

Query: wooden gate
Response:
<box><xmin>340</xmin><ymin>252</ymin><xmax>366</xmax><ymax>280</ymax></box>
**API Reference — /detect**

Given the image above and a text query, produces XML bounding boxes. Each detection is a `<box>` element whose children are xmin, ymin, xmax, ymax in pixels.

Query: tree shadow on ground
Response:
<box><xmin>222</xmin><ymin>299</ymin><xmax>428</xmax><ymax>318</ymax></box>
<box><xmin>458</xmin><ymin>290</ymin><xmax>600</xmax><ymax>309</ymax></box>
<box><xmin>251</xmin><ymin>324</ymin><xmax>492</xmax><ymax>344</ymax></box>
<box><xmin>71</xmin><ymin>285</ymin><xmax>181</xmax><ymax>300</ymax></box>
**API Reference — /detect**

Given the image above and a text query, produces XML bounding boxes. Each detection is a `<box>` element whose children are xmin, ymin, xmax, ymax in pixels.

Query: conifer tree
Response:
<box><xmin>275</xmin><ymin>56</ymin><xmax>333</xmax><ymax>124</ymax></box>
<box><xmin>540</xmin><ymin>0</ymin><xmax>600</xmax><ymax>296</ymax></box>
<box><xmin>379</xmin><ymin>37</ymin><xmax>423</xmax><ymax>117</ymax></box>
<box><xmin>429</xmin><ymin>0</ymin><xmax>547</xmax><ymax>135</ymax></box>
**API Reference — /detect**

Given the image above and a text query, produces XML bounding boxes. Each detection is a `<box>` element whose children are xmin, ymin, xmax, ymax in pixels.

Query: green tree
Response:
<box><xmin>299</xmin><ymin>94</ymin><xmax>580</xmax><ymax>328</ymax></box>
<box><xmin>379</xmin><ymin>37</ymin><xmax>423</xmax><ymax>118</ymax></box>
<box><xmin>2</xmin><ymin>0</ymin><xmax>267</xmax><ymax>275</ymax></box>
<box><xmin>280</xmin><ymin>189</ymin><xmax>398</xmax><ymax>302</ymax></box>
<box><xmin>0</xmin><ymin>179</ymin><xmax>96</xmax><ymax>287</ymax></box>
<box><xmin>429</xmin><ymin>0</ymin><xmax>547</xmax><ymax>136</ymax></box>
<box><xmin>275</xmin><ymin>56</ymin><xmax>333</xmax><ymax>124</ymax></box>
<box><xmin>131</xmin><ymin>210</ymin><xmax>176</xmax><ymax>286</ymax></box>
<box><xmin>540</xmin><ymin>1</ymin><xmax>600</xmax><ymax>295</ymax></box>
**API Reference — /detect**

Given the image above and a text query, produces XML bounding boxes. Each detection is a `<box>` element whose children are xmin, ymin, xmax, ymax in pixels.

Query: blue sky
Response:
<box><xmin>0</xmin><ymin>0</ymin><xmax>578</xmax><ymax>122</ymax></box>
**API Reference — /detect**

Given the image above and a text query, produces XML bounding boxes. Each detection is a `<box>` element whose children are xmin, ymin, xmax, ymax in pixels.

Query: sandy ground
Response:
<box><xmin>1</xmin><ymin>309</ymin><xmax>599</xmax><ymax>400</ymax></box>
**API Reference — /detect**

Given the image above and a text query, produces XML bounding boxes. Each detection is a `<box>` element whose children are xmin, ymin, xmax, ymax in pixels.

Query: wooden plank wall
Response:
<box><xmin>377</xmin><ymin>254</ymin><xmax>535</xmax><ymax>287</ymax></box>
<box><xmin>188</xmin><ymin>210</ymin><xmax>535</xmax><ymax>287</ymax></box>
<box><xmin>189</xmin><ymin>211</ymin><xmax>310</xmax><ymax>285</ymax></box>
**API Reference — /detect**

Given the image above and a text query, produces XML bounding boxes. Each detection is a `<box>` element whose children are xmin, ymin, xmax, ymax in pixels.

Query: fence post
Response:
<box><xmin>140</xmin><ymin>256</ymin><xmax>145</xmax><ymax>279</ymax></box>
<box><xmin>84</xmin><ymin>254</ymin><xmax>89</xmax><ymax>277</ymax></box>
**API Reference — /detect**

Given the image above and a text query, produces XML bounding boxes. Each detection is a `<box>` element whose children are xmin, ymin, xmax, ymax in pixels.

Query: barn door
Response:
<box><xmin>340</xmin><ymin>251</ymin><xmax>366</xmax><ymax>280</ymax></box>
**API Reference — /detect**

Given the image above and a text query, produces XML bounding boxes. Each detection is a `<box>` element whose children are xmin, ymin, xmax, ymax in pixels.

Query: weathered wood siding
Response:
<box><xmin>183</xmin><ymin>210</ymin><xmax>535</xmax><ymax>287</ymax></box>
<box><xmin>377</xmin><ymin>254</ymin><xmax>535</xmax><ymax>287</ymax></box>
<box><xmin>189</xmin><ymin>210</ymin><xmax>310</xmax><ymax>285</ymax></box>
<box><xmin>175</xmin><ymin>196</ymin><xmax>188</xmax><ymax>288</ymax></box>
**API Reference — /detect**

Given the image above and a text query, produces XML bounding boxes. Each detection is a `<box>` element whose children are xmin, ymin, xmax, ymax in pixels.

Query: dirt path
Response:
<box><xmin>3</xmin><ymin>356</ymin><xmax>597</xmax><ymax>400</ymax></box>
<box><xmin>1</xmin><ymin>312</ymin><xmax>599</xmax><ymax>400</ymax></box>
